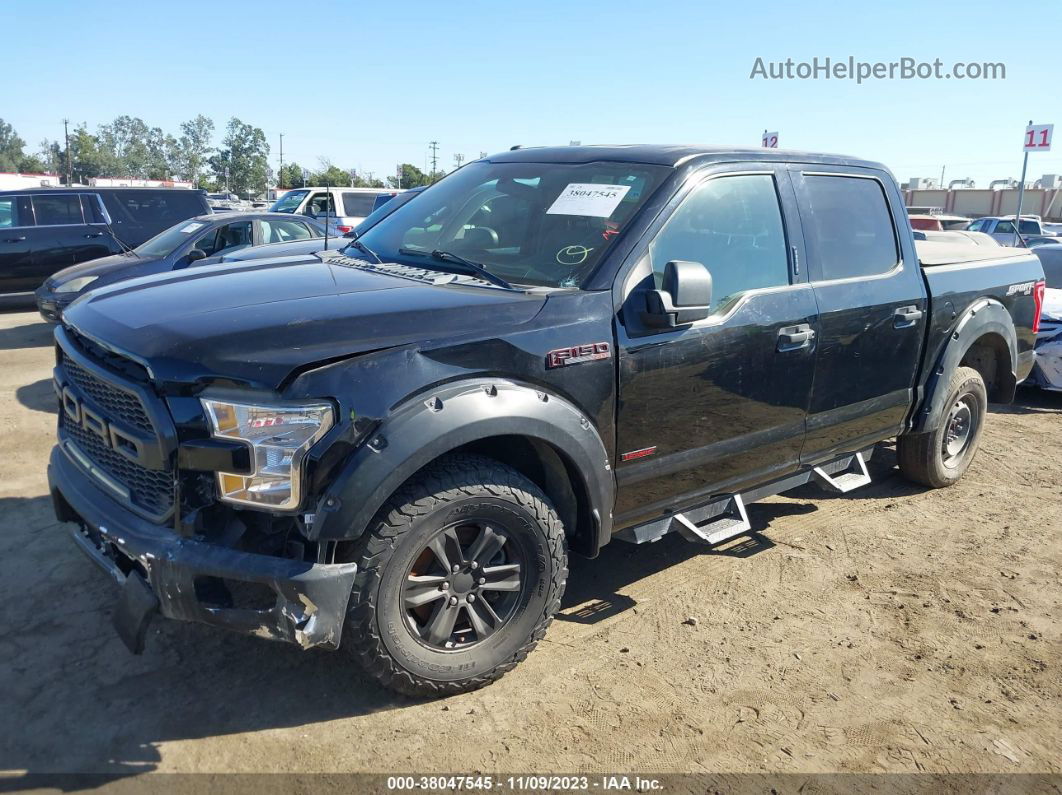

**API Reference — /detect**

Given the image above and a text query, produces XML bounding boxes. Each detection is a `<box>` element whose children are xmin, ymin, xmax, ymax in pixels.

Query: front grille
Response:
<box><xmin>62</xmin><ymin>356</ymin><xmax>153</xmax><ymax>432</ymax></box>
<box><xmin>57</xmin><ymin>335</ymin><xmax>175</xmax><ymax>519</ymax></box>
<box><xmin>62</xmin><ymin>416</ymin><xmax>175</xmax><ymax>516</ymax></box>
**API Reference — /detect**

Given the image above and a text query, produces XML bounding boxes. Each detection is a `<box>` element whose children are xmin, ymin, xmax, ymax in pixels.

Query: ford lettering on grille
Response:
<box><xmin>61</xmin><ymin>385</ymin><xmax>145</xmax><ymax>463</ymax></box>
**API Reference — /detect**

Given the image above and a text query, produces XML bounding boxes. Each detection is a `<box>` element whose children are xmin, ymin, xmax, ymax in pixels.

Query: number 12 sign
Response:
<box><xmin>1024</xmin><ymin>123</ymin><xmax>1053</xmax><ymax>152</ymax></box>
<box><xmin>762</xmin><ymin>131</ymin><xmax>779</xmax><ymax>149</ymax></box>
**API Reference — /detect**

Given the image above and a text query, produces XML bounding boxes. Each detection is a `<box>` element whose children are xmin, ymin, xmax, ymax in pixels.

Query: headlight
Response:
<box><xmin>55</xmin><ymin>275</ymin><xmax>99</xmax><ymax>294</ymax></box>
<box><xmin>201</xmin><ymin>399</ymin><xmax>334</xmax><ymax>510</ymax></box>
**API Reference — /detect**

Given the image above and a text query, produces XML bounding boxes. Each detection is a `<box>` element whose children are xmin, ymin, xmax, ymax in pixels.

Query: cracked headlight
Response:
<box><xmin>201</xmin><ymin>399</ymin><xmax>334</xmax><ymax>510</ymax></box>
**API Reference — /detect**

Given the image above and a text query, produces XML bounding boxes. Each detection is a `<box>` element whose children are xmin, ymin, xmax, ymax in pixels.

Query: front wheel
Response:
<box><xmin>897</xmin><ymin>366</ymin><xmax>987</xmax><ymax>488</ymax></box>
<box><xmin>342</xmin><ymin>454</ymin><xmax>567</xmax><ymax>697</ymax></box>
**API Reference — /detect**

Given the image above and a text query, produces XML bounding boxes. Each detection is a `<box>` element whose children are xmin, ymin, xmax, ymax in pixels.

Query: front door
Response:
<box><xmin>614</xmin><ymin>167</ymin><xmax>818</xmax><ymax>527</ymax></box>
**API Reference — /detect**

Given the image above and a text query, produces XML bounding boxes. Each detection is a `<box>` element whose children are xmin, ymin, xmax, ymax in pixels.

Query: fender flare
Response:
<box><xmin>309</xmin><ymin>378</ymin><xmax>615</xmax><ymax>552</ymax></box>
<box><xmin>910</xmin><ymin>299</ymin><xmax>1017</xmax><ymax>434</ymax></box>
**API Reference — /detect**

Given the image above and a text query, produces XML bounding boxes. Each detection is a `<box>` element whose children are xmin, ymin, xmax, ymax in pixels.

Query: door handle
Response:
<box><xmin>84</xmin><ymin>232</ymin><xmax>103</xmax><ymax>239</ymax></box>
<box><xmin>893</xmin><ymin>305</ymin><xmax>924</xmax><ymax>328</ymax></box>
<box><xmin>777</xmin><ymin>323</ymin><xmax>815</xmax><ymax>351</ymax></box>
<box><xmin>4</xmin><ymin>236</ymin><xmax>26</xmax><ymax>242</ymax></box>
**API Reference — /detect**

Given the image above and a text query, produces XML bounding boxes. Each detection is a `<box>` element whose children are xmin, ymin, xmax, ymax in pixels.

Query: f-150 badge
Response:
<box><xmin>546</xmin><ymin>342</ymin><xmax>611</xmax><ymax>369</ymax></box>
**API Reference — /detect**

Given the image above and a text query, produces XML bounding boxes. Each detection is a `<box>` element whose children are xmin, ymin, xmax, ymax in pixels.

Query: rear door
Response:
<box><xmin>0</xmin><ymin>195</ymin><xmax>35</xmax><ymax>295</ymax></box>
<box><xmin>614</xmin><ymin>165</ymin><xmax>818</xmax><ymax>524</ymax></box>
<box><xmin>27</xmin><ymin>193</ymin><xmax>108</xmax><ymax>286</ymax></box>
<box><xmin>788</xmin><ymin>166</ymin><xmax>928</xmax><ymax>461</ymax></box>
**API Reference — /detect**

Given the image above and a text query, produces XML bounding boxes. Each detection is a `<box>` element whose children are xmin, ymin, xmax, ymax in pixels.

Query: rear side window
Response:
<box><xmin>802</xmin><ymin>175</ymin><xmax>899</xmax><ymax>280</ymax></box>
<box><xmin>342</xmin><ymin>193</ymin><xmax>379</xmax><ymax>217</ymax></box>
<box><xmin>372</xmin><ymin>193</ymin><xmax>397</xmax><ymax>212</ymax></box>
<box><xmin>32</xmin><ymin>194</ymin><xmax>84</xmax><ymax>226</ymax></box>
<box><xmin>260</xmin><ymin>219</ymin><xmax>313</xmax><ymax>243</ymax></box>
<box><xmin>103</xmin><ymin>191</ymin><xmax>207</xmax><ymax>225</ymax></box>
<box><xmin>81</xmin><ymin>194</ymin><xmax>106</xmax><ymax>223</ymax></box>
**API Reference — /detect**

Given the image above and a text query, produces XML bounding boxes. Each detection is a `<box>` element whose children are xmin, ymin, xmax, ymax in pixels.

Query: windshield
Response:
<box><xmin>134</xmin><ymin>218</ymin><xmax>211</xmax><ymax>257</ymax></box>
<box><xmin>1019</xmin><ymin>219</ymin><xmax>1040</xmax><ymax>235</ymax></box>
<box><xmin>356</xmin><ymin>161</ymin><xmax>671</xmax><ymax>287</ymax></box>
<box><xmin>270</xmin><ymin>190</ymin><xmax>308</xmax><ymax>213</ymax></box>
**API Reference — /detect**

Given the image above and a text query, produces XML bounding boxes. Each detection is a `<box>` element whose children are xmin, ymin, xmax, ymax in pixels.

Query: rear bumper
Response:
<box><xmin>48</xmin><ymin>444</ymin><xmax>357</xmax><ymax>651</ymax></box>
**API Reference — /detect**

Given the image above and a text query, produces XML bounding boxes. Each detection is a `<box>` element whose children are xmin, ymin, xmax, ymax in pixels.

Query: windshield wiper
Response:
<box><xmin>397</xmin><ymin>248</ymin><xmax>514</xmax><ymax>289</ymax></box>
<box><xmin>346</xmin><ymin>237</ymin><xmax>382</xmax><ymax>263</ymax></box>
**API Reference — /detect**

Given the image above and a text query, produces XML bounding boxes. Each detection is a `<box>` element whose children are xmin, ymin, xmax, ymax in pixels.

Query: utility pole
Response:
<box><xmin>453</xmin><ymin>153</ymin><xmax>465</xmax><ymax>170</ymax></box>
<box><xmin>429</xmin><ymin>141</ymin><xmax>439</xmax><ymax>182</ymax></box>
<box><xmin>278</xmin><ymin>133</ymin><xmax>284</xmax><ymax>188</ymax></box>
<box><xmin>1013</xmin><ymin>119</ymin><xmax>1033</xmax><ymax>247</ymax></box>
<box><xmin>63</xmin><ymin>118</ymin><xmax>72</xmax><ymax>186</ymax></box>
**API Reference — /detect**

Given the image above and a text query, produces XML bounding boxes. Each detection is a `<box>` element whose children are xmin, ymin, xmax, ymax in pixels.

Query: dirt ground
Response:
<box><xmin>0</xmin><ymin>308</ymin><xmax>1059</xmax><ymax>778</ymax></box>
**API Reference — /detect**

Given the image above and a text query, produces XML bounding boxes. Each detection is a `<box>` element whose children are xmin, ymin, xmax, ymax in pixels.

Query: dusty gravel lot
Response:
<box><xmin>0</xmin><ymin>308</ymin><xmax>1059</xmax><ymax>778</ymax></box>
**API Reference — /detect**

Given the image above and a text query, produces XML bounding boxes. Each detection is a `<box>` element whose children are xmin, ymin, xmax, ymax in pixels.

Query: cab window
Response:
<box><xmin>32</xmin><ymin>194</ymin><xmax>84</xmax><ymax>226</ymax></box>
<box><xmin>801</xmin><ymin>175</ymin><xmax>899</xmax><ymax>280</ymax></box>
<box><xmin>648</xmin><ymin>174</ymin><xmax>790</xmax><ymax>313</ymax></box>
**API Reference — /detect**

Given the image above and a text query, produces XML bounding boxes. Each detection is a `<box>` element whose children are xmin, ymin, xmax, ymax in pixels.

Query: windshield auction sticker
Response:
<box><xmin>547</xmin><ymin>183</ymin><xmax>631</xmax><ymax>217</ymax></box>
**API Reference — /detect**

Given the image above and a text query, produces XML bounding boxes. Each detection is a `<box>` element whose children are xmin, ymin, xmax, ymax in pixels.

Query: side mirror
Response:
<box><xmin>641</xmin><ymin>260</ymin><xmax>712</xmax><ymax>328</ymax></box>
<box><xmin>186</xmin><ymin>248</ymin><xmax>207</xmax><ymax>263</ymax></box>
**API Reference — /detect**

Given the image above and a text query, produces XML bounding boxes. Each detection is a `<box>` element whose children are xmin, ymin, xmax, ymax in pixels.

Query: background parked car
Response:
<box><xmin>269</xmin><ymin>187</ymin><xmax>403</xmax><ymax>233</ymax></box>
<box><xmin>0</xmin><ymin>187</ymin><xmax>210</xmax><ymax>306</ymax></box>
<box><xmin>966</xmin><ymin>215</ymin><xmax>1058</xmax><ymax>245</ymax></box>
<box><xmin>35</xmin><ymin>211</ymin><xmax>325</xmax><ymax>321</ymax></box>
<box><xmin>908</xmin><ymin>213</ymin><xmax>971</xmax><ymax>231</ymax></box>
<box><xmin>912</xmin><ymin>229</ymin><xmax>1000</xmax><ymax>247</ymax></box>
<box><xmin>223</xmin><ymin>186</ymin><xmax>426</xmax><ymax>264</ymax></box>
<box><xmin>1028</xmin><ymin>242</ymin><xmax>1062</xmax><ymax>391</ymax></box>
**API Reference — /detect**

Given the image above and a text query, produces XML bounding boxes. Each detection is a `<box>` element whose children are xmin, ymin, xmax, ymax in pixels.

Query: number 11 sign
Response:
<box><xmin>1024</xmin><ymin>123</ymin><xmax>1053</xmax><ymax>152</ymax></box>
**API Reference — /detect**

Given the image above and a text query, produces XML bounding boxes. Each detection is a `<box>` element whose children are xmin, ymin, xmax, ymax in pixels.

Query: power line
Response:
<box><xmin>278</xmin><ymin>133</ymin><xmax>284</xmax><ymax>188</ymax></box>
<box><xmin>429</xmin><ymin>140</ymin><xmax>439</xmax><ymax>181</ymax></box>
<box><xmin>453</xmin><ymin>152</ymin><xmax>465</xmax><ymax>170</ymax></box>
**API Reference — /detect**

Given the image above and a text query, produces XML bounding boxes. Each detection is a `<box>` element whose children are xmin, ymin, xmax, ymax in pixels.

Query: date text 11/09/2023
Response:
<box><xmin>386</xmin><ymin>775</ymin><xmax>663</xmax><ymax>791</ymax></box>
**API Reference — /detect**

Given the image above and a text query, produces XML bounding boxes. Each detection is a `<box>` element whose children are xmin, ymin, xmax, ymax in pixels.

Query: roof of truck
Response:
<box><xmin>488</xmin><ymin>144</ymin><xmax>885</xmax><ymax>170</ymax></box>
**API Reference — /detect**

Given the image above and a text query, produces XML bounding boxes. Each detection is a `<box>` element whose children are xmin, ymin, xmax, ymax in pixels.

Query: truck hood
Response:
<box><xmin>62</xmin><ymin>257</ymin><xmax>547</xmax><ymax>390</ymax></box>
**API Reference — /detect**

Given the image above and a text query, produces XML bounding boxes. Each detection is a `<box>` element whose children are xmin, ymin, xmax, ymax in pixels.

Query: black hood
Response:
<box><xmin>62</xmin><ymin>258</ymin><xmax>546</xmax><ymax>391</ymax></box>
<box><xmin>48</xmin><ymin>252</ymin><xmax>153</xmax><ymax>286</ymax></box>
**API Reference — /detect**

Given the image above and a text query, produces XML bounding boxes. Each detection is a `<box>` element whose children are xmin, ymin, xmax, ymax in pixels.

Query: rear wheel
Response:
<box><xmin>897</xmin><ymin>366</ymin><xmax>987</xmax><ymax>488</ymax></box>
<box><xmin>342</xmin><ymin>454</ymin><xmax>567</xmax><ymax>697</ymax></box>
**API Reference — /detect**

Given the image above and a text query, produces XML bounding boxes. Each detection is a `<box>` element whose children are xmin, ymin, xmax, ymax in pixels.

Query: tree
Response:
<box><xmin>146</xmin><ymin>126</ymin><xmax>180</xmax><ymax>180</ymax></box>
<box><xmin>278</xmin><ymin>162</ymin><xmax>305</xmax><ymax>188</ymax></box>
<box><xmin>309</xmin><ymin>162</ymin><xmax>354</xmax><ymax>187</ymax></box>
<box><xmin>0</xmin><ymin>118</ymin><xmax>28</xmax><ymax>172</ymax></box>
<box><xmin>178</xmin><ymin>114</ymin><xmax>214</xmax><ymax>187</ymax></box>
<box><xmin>97</xmin><ymin>115</ymin><xmax>153</xmax><ymax>177</ymax></box>
<box><xmin>0</xmin><ymin>118</ymin><xmax>49</xmax><ymax>173</ymax></box>
<box><xmin>210</xmin><ymin>117</ymin><xmax>270</xmax><ymax>197</ymax></box>
<box><xmin>387</xmin><ymin>163</ymin><xmax>430</xmax><ymax>189</ymax></box>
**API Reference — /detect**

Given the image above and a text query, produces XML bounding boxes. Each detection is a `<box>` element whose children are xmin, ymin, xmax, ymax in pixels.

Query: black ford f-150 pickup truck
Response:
<box><xmin>47</xmin><ymin>145</ymin><xmax>1047</xmax><ymax>696</ymax></box>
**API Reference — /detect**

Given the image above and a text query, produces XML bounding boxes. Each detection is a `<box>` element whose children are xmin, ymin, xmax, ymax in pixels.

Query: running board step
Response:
<box><xmin>672</xmin><ymin>494</ymin><xmax>751</xmax><ymax>546</ymax></box>
<box><xmin>811</xmin><ymin>452</ymin><xmax>871</xmax><ymax>494</ymax></box>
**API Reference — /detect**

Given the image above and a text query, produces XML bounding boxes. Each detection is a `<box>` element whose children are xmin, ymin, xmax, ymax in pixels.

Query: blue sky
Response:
<box><xmin>5</xmin><ymin>0</ymin><xmax>1061</xmax><ymax>186</ymax></box>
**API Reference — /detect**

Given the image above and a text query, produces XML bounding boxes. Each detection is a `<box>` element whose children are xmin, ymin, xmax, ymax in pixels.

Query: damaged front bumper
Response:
<box><xmin>48</xmin><ymin>445</ymin><xmax>358</xmax><ymax>653</ymax></box>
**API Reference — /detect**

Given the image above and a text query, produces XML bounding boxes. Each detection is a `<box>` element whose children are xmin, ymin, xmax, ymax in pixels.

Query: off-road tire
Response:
<box><xmin>897</xmin><ymin>366</ymin><xmax>987</xmax><ymax>488</ymax></box>
<box><xmin>342</xmin><ymin>453</ymin><xmax>567</xmax><ymax>697</ymax></box>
